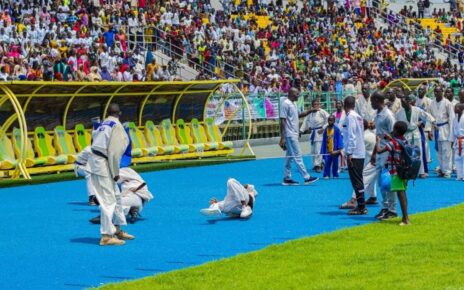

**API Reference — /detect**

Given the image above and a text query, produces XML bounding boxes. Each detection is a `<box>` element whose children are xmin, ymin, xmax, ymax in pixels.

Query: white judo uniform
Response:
<box><xmin>300</xmin><ymin>109</ymin><xmax>329</xmax><ymax>169</ymax></box>
<box><xmin>449</xmin><ymin>114</ymin><xmax>464</xmax><ymax>180</ymax></box>
<box><xmin>416</xmin><ymin>96</ymin><xmax>433</xmax><ymax>163</ymax></box>
<box><xmin>355</xmin><ymin>96</ymin><xmax>376</xmax><ymax>122</ymax></box>
<box><xmin>396</xmin><ymin>106</ymin><xmax>435</xmax><ymax>175</ymax></box>
<box><xmin>428</xmin><ymin>98</ymin><xmax>455</xmax><ymax>175</ymax></box>
<box><xmin>88</xmin><ymin>116</ymin><xmax>129</xmax><ymax>236</ymax></box>
<box><xmin>201</xmin><ymin>178</ymin><xmax>257</xmax><ymax>218</ymax></box>
<box><xmin>119</xmin><ymin>167</ymin><xmax>154</xmax><ymax>215</ymax></box>
<box><xmin>74</xmin><ymin>146</ymin><xmax>96</xmax><ymax>197</ymax></box>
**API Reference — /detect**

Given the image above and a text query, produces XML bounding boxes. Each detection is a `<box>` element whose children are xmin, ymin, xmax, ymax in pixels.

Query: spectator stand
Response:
<box><xmin>0</xmin><ymin>80</ymin><xmax>254</xmax><ymax>180</ymax></box>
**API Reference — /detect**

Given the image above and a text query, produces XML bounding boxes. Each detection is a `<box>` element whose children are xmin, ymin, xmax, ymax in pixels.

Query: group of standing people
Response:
<box><xmin>280</xmin><ymin>84</ymin><xmax>464</xmax><ymax>224</ymax></box>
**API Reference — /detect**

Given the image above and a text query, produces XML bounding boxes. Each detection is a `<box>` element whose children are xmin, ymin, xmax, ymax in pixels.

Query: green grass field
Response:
<box><xmin>100</xmin><ymin>204</ymin><xmax>464</xmax><ymax>290</ymax></box>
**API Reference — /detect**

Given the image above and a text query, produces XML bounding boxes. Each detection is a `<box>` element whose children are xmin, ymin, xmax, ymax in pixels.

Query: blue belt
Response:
<box><xmin>310</xmin><ymin>126</ymin><xmax>323</xmax><ymax>144</ymax></box>
<box><xmin>91</xmin><ymin>149</ymin><xmax>108</xmax><ymax>159</ymax></box>
<box><xmin>434</xmin><ymin>121</ymin><xmax>449</xmax><ymax>151</ymax></box>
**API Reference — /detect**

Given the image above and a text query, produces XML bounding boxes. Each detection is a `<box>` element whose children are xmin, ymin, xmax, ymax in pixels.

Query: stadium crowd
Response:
<box><xmin>0</xmin><ymin>0</ymin><xmax>462</xmax><ymax>95</ymax></box>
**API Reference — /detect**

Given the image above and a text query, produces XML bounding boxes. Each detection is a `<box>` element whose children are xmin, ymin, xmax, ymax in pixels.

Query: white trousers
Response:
<box><xmin>91</xmin><ymin>174</ymin><xmax>127</xmax><ymax>235</ymax></box>
<box><xmin>75</xmin><ymin>165</ymin><xmax>97</xmax><ymax>197</ymax></box>
<box><xmin>437</xmin><ymin>141</ymin><xmax>452</xmax><ymax>175</ymax></box>
<box><xmin>455</xmin><ymin>149</ymin><xmax>464</xmax><ymax>180</ymax></box>
<box><xmin>220</xmin><ymin>178</ymin><xmax>250</xmax><ymax>216</ymax></box>
<box><xmin>284</xmin><ymin>136</ymin><xmax>310</xmax><ymax>180</ymax></box>
<box><xmin>352</xmin><ymin>162</ymin><xmax>377</xmax><ymax>199</ymax></box>
<box><xmin>409</xmin><ymin>136</ymin><xmax>425</xmax><ymax>175</ymax></box>
<box><xmin>425</xmin><ymin>133</ymin><xmax>431</xmax><ymax>162</ymax></box>
<box><xmin>375</xmin><ymin>152</ymin><xmax>396</xmax><ymax>212</ymax></box>
<box><xmin>309</xmin><ymin>141</ymin><xmax>323</xmax><ymax>168</ymax></box>
<box><xmin>121</xmin><ymin>194</ymin><xmax>144</xmax><ymax>216</ymax></box>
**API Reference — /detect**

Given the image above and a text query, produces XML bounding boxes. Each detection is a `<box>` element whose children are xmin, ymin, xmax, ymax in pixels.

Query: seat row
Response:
<box><xmin>0</xmin><ymin>118</ymin><xmax>233</xmax><ymax>175</ymax></box>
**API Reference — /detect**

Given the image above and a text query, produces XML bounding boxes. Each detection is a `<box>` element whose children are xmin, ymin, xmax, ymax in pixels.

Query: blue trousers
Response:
<box><xmin>323</xmin><ymin>155</ymin><xmax>339</xmax><ymax>178</ymax></box>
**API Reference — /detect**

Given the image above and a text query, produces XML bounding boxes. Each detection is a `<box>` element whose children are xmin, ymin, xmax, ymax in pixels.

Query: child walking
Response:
<box><xmin>321</xmin><ymin>115</ymin><xmax>344</xmax><ymax>179</ymax></box>
<box><xmin>374</xmin><ymin>121</ymin><xmax>410</xmax><ymax>225</ymax></box>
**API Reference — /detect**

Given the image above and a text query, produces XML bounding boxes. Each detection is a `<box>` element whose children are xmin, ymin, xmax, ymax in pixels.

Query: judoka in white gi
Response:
<box><xmin>396</xmin><ymin>93</ymin><xmax>435</xmax><ymax>178</ymax></box>
<box><xmin>386</xmin><ymin>88</ymin><xmax>402</xmax><ymax>115</ymax></box>
<box><xmin>340</xmin><ymin>119</ymin><xmax>378</xmax><ymax>209</ymax></box>
<box><xmin>415</xmin><ymin>85</ymin><xmax>433</xmax><ymax>169</ymax></box>
<box><xmin>74</xmin><ymin>146</ymin><xmax>98</xmax><ymax>205</ymax></box>
<box><xmin>428</xmin><ymin>86</ymin><xmax>455</xmax><ymax>178</ymax></box>
<box><xmin>355</xmin><ymin>83</ymin><xmax>376</xmax><ymax>123</ymax></box>
<box><xmin>200</xmin><ymin>178</ymin><xmax>258</xmax><ymax>219</ymax></box>
<box><xmin>300</xmin><ymin>99</ymin><xmax>329</xmax><ymax>172</ymax></box>
<box><xmin>446</xmin><ymin>87</ymin><xmax>459</xmax><ymax>172</ymax></box>
<box><xmin>450</xmin><ymin>103</ymin><xmax>464</xmax><ymax>180</ymax></box>
<box><xmin>88</xmin><ymin>103</ymin><xmax>134</xmax><ymax>246</ymax></box>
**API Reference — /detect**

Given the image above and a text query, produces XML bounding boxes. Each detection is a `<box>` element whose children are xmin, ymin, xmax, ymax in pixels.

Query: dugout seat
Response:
<box><xmin>0</xmin><ymin>130</ymin><xmax>17</xmax><ymax>170</ymax></box>
<box><xmin>160</xmin><ymin>119</ymin><xmax>189</xmax><ymax>154</ymax></box>
<box><xmin>143</xmin><ymin>121</ymin><xmax>174</xmax><ymax>155</ymax></box>
<box><xmin>12</xmin><ymin>128</ymin><xmax>48</xmax><ymax>167</ymax></box>
<box><xmin>204</xmin><ymin>118</ymin><xmax>233</xmax><ymax>150</ymax></box>
<box><xmin>73</xmin><ymin>124</ymin><xmax>91</xmax><ymax>152</ymax></box>
<box><xmin>127</xmin><ymin>122</ymin><xmax>157</xmax><ymax>156</ymax></box>
<box><xmin>34</xmin><ymin>127</ymin><xmax>69</xmax><ymax>165</ymax></box>
<box><xmin>190</xmin><ymin>118</ymin><xmax>219</xmax><ymax>150</ymax></box>
<box><xmin>175</xmin><ymin>119</ymin><xmax>205</xmax><ymax>152</ymax></box>
<box><xmin>53</xmin><ymin>126</ymin><xmax>77</xmax><ymax>163</ymax></box>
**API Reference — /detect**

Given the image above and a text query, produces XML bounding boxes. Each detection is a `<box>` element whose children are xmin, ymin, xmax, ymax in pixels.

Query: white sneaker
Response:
<box><xmin>240</xmin><ymin>205</ymin><xmax>253</xmax><ymax>219</ymax></box>
<box><xmin>444</xmin><ymin>173</ymin><xmax>451</xmax><ymax>179</ymax></box>
<box><xmin>200</xmin><ymin>203</ymin><xmax>222</xmax><ymax>216</ymax></box>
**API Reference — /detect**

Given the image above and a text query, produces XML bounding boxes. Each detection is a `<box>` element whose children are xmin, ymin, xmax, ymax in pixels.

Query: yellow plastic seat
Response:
<box><xmin>73</xmin><ymin>124</ymin><xmax>91</xmax><ymax>152</ymax></box>
<box><xmin>12</xmin><ymin>128</ymin><xmax>48</xmax><ymax>167</ymax></box>
<box><xmin>0</xmin><ymin>130</ymin><xmax>17</xmax><ymax>170</ymax></box>
<box><xmin>204</xmin><ymin>118</ymin><xmax>233</xmax><ymax>149</ymax></box>
<box><xmin>190</xmin><ymin>118</ymin><xmax>219</xmax><ymax>151</ymax></box>
<box><xmin>127</xmin><ymin>122</ymin><xmax>157</xmax><ymax>156</ymax></box>
<box><xmin>34</xmin><ymin>127</ymin><xmax>68</xmax><ymax>165</ymax></box>
<box><xmin>144</xmin><ymin>121</ymin><xmax>174</xmax><ymax>155</ymax></box>
<box><xmin>54</xmin><ymin>126</ymin><xmax>77</xmax><ymax>163</ymax></box>
<box><xmin>175</xmin><ymin>119</ymin><xmax>205</xmax><ymax>152</ymax></box>
<box><xmin>160</xmin><ymin>119</ymin><xmax>189</xmax><ymax>154</ymax></box>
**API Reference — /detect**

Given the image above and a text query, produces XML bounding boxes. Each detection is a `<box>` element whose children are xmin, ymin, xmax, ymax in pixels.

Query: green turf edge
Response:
<box><xmin>0</xmin><ymin>155</ymin><xmax>255</xmax><ymax>188</ymax></box>
<box><xmin>97</xmin><ymin>204</ymin><xmax>464</xmax><ymax>290</ymax></box>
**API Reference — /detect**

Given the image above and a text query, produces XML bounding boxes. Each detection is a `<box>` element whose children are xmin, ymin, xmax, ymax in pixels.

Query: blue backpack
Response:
<box><xmin>394</xmin><ymin>139</ymin><xmax>421</xmax><ymax>181</ymax></box>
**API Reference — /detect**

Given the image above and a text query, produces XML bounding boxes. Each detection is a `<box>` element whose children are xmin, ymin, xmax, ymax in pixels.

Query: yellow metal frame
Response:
<box><xmin>0</xmin><ymin>79</ymin><xmax>254</xmax><ymax>180</ymax></box>
<box><xmin>382</xmin><ymin>78</ymin><xmax>438</xmax><ymax>92</ymax></box>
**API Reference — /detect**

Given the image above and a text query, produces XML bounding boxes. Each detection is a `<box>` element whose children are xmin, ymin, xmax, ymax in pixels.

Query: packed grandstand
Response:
<box><xmin>0</xmin><ymin>0</ymin><xmax>461</xmax><ymax>95</ymax></box>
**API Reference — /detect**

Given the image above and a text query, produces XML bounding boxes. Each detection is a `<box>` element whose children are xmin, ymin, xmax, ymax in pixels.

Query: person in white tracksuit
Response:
<box><xmin>450</xmin><ymin>103</ymin><xmax>464</xmax><ymax>180</ymax></box>
<box><xmin>396</xmin><ymin>94</ymin><xmax>435</xmax><ymax>178</ymax></box>
<box><xmin>200</xmin><ymin>178</ymin><xmax>258</xmax><ymax>219</ymax></box>
<box><xmin>428</xmin><ymin>86</ymin><xmax>455</xmax><ymax>178</ymax></box>
<box><xmin>300</xmin><ymin>99</ymin><xmax>329</xmax><ymax>172</ymax></box>
<box><xmin>88</xmin><ymin>103</ymin><xmax>134</xmax><ymax>246</ymax></box>
<box><xmin>74</xmin><ymin>146</ymin><xmax>98</xmax><ymax>205</ymax></box>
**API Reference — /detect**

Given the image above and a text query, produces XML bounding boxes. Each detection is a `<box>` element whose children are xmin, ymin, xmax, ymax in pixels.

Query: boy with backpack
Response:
<box><xmin>374</xmin><ymin>121</ymin><xmax>416</xmax><ymax>225</ymax></box>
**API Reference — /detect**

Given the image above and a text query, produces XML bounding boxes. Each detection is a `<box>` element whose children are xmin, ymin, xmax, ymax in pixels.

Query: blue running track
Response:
<box><xmin>0</xmin><ymin>156</ymin><xmax>463</xmax><ymax>289</ymax></box>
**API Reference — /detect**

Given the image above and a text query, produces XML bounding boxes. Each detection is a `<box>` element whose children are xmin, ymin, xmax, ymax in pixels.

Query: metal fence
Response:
<box><xmin>209</xmin><ymin>91</ymin><xmax>345</xmax><ymax>141</ymax></box>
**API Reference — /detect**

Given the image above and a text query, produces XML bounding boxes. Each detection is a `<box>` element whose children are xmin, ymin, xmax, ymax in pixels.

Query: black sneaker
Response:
<box><xmin>88</xmin><ymin>195</ymin><xmax>99</xmax><ymax>206</ymax></box>
<box><xmin>89</xmin><ymin>215</ymin><xmax>101</xmax><ymax>224</ymax></box>
<box><xmin>348</xmin><ymin>207</ymin><xmax>368</xmax><ymax>215</ymax></box>
<box><xmin>282</xmin><ymin>178</ymin><xmax>299</xmax><ymax>186</ymax></box>
<box><xmin>375</xmin><ymin>209</ymin><xmax>389</xmax><ymax>219</ymax></box>
<box><xmin>365</xmin><ymin>197</ymin><xmax>378</xmax><ymax>205</ymax></box>
<box><xmin>304</xmin><ymin>177</ymin><xmax>319</xmax><ymax>185</ymax></box>
<box><xmin>380</xmin><ymin>211</ymin><xmax>398</xmax><ymax>220</ymax></box>
<box><xmin>128</xmin><ymin>207</ymin><xmax>140</xmax><ymax>224</ymax></box>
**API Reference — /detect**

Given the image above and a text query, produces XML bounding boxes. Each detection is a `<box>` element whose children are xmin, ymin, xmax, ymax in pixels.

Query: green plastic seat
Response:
<box><xmin>73</xmin><ymin>124</ymin><xmax>91</xmax><ymax>152</ymax></box>
<box><xmin>54</xmin><ymin>126</ymin><xmax>77</xmax><ymax>163</ymax></box>
<box><xmin>127</xmin><ymin>122</ymin><xmax>157</xmax><ymax>157</ymax></box>
<box><xmin>34</xmin><ymin>127</ymin><xmax>68</xmax><ymax>165</ymax></box>
<box><xmin>175</xmin><ymin>119</ymin><xmax>205</xmax><ymax>152</ymax></box>
<box><xmin>144</xmin><ymin>121</ymin><xmax>174</xmax><ymax>155</ymax></box>
<box><xmin>204</xmin><ymin>118</ymin><xmax>233</xmax><ymax>149</ymax></box>
<box><xmin>190</xmin><ymin>118</ymin><xmax>219</xmax><ymax>150</ymax></box>
<box><xmin>160</xmin><ymin>119</ymin><xmax>189</xmax><ymax>153</ymax></box>
<box><xmin>12</xmin><ymin>128</ymin><xmax>47</xmax><ymax>167</ymax></box>
<box><xmin>0</xmin><ymin>130</ymin><xmax>17</xmax><ymax>170</ymax></box>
